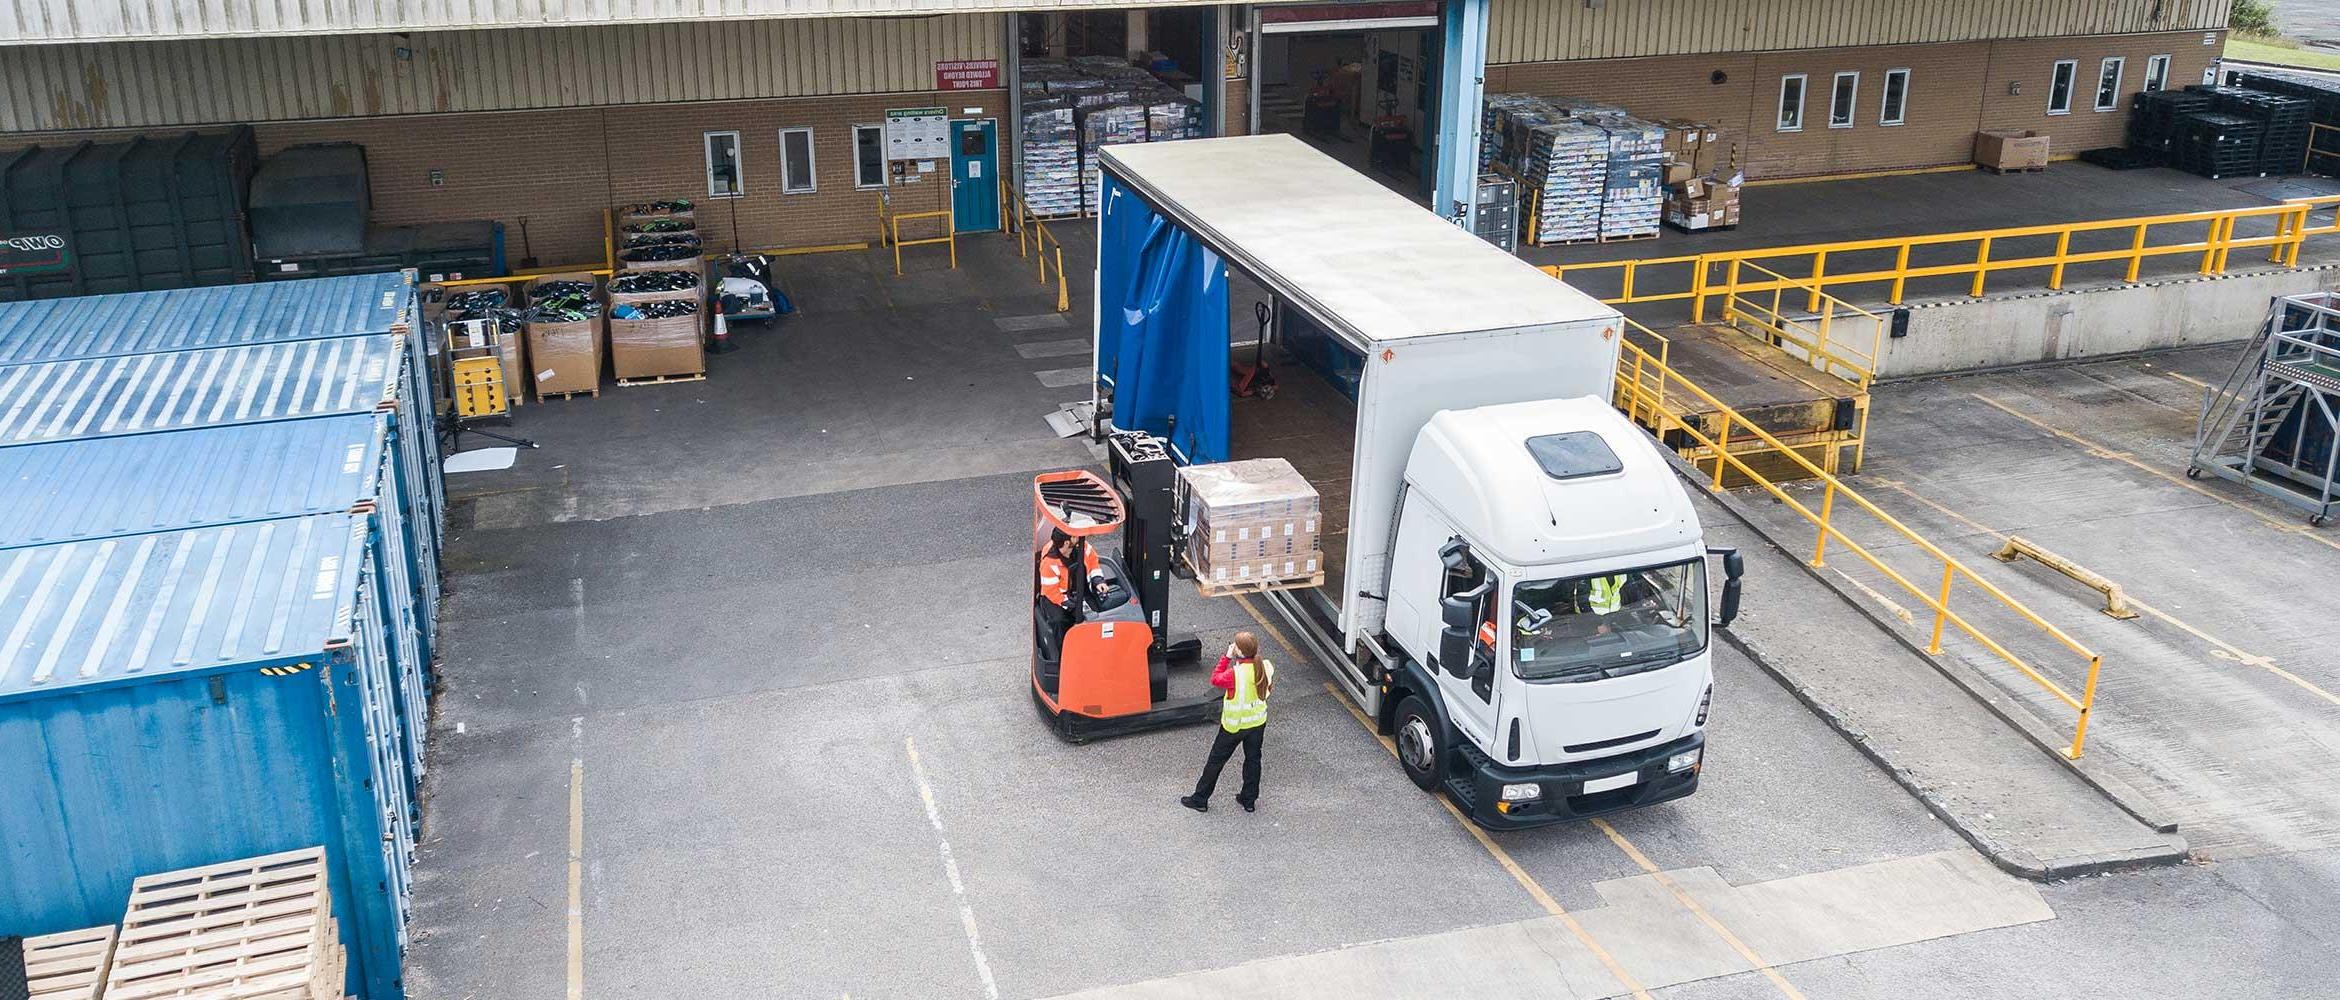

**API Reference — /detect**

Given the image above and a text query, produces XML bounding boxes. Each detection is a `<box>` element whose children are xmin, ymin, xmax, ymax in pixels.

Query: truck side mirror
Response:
<box><xmin>1709</xmin><ymin>547</ymin><xmax>1745</xmax><ymax>627</ymax></box>
<box><xmin>1438</xmin><ymin>537</ymin><xmax>1472</xmax><ymax>575</ymax></box>
<box><xmin>1438</xmin><ymin>622</ymin><xmax>1472</xmax><ymax>678</ymax></box>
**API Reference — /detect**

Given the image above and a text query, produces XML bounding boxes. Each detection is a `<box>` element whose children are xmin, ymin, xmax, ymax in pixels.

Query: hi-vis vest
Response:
<box><xmin>1222</xmin><ymin>659</ymin><xmax>1272</xmax><ymax>732</ymax></box>
<box><xmin>1590</xmin><ymin>575</ymin><xmax>1627</xmax><ymax>615</ymax></box>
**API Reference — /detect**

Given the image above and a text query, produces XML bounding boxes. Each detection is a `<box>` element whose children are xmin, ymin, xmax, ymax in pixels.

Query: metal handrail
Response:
<box><xmin>1613</xmin><ymin>334</ymin><xmax>2106</xmax><ymax>759</ymax></box>
<box><xmin>877</xmin><ymin>198</ymin><xmax>957</xmax><ymax>275</ymax></box>
<box><xmin>1716</xmin><ymin>258</ymin><xmax>1889</xmax><ymax>387</ymax></box>
<box><xmin>1552</xmin><ymin>195</ymin><xmax>2340</xmax><ymax>318</ymax></box>
<box><xmin>1002</xmin><ymin>181</ymin><xmax>1072</xmax><ymax>312</ymax></box>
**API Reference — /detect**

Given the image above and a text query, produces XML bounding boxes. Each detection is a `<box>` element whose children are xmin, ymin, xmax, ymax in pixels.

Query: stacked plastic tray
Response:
<box><xmin>2233</xmin><ymin>70</ymin><xmax>2340</xmax><ymax>173</ymax></box>
<box><xmin>2196</xmin><ymin>85</ymin><xmax>2313</xmax><ymax>175</ymax></box>
<box><xmin>2127</xmin><ymin>89</ymin><xmax>2214</xmax><ymax>163</ymax></box>
<box><xmin>2171</xmin><ymin>112</ymin><xmax>2264</xmax><ymax>179</ymax></box>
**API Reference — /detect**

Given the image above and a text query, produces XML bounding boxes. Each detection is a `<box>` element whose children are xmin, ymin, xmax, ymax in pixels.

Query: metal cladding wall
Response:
<box><xmin>0</xmin><ymin>271</ymin><xmax>412</xmax><ymax>365</ymax></box>
<box><xmin>0</xmin><ymin>15</ymin><xmax>1005</xmax><ymax>131</ymax></box>
<box><xmin>1485</xmin><ymin>0</ymin><xmax>2230</xmax><ymax>65</ymax></box>
<box><xmin>0</xmin><ymin>514</ymin><xmax>414</xmax><ymax>1000</ymax></box>
<box><xmin>0</xmin><ymin>413</ymin><xmax>436</xmax><ymax>784</ymax></box>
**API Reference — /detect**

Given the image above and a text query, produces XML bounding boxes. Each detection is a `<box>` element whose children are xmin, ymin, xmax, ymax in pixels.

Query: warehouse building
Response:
<box><xmin>0</xmin><ymin>1</ymin><xmax>2234</xmax><ymax>274</ymax></box>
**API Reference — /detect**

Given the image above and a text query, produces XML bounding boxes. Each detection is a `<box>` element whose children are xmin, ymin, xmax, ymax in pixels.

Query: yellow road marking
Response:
<box><xmin>2159</xmin><ymin>369</ymin><xmax>2213</xmax><ymax>390</ymax></box>
<box><xmin>1590</xmin><ymin>819</ymin><xmax>1808</xmax><ymax>1000</ymax></box>
<box><xmin>1229</xmin><ymin>595</ymin><xmax>1652</xmax><ymax>998</ymax></box>
<box><xmin>567</xmin><ymin>756</ymin><xmax>585</xmax><ymax>1000</ymax></box>
<box><xmin>1874</xmin><ymin>479</ymin><xmax>2340</xmax><ymax>711</ymax></box>
<box><xmin>1970</xmin><ymin>392</ymin><xmax>2340</xmax><ymax>554</ymax></box>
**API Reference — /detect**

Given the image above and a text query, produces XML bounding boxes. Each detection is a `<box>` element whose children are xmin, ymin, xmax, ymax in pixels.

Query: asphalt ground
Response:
<box><xmin>407</xmin><ymin>221</ymin><xmax>2340</xmax><ymax>997</ymax></box>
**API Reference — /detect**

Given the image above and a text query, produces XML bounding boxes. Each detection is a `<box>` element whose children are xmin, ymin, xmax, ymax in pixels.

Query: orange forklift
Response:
<box><xmin>1029</xmin><ymin>434</ymin><xmax>1219</xmax><ymax>742</ymax></box>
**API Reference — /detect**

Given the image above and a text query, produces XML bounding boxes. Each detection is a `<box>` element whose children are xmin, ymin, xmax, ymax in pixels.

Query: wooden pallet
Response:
<box><xmin>1976</xmin><ymin>164</ymin><xmax>2044</xmax><ymax>175</ymax></box>
<box><xmin>24</xmin><ymin>925</ymin><xmax>117</xmax><ymax>1000</ymax></box>
<box><xmin>1600</xmin><ymin>231</ymin><xmax>1661</xmax><ymax>243</ymax></box>
<box><xmin>539</xmin><ymin>387</ymin><xmax>601</xmax><ymax>400</ymax></box>
<box><xmin>1531</xmin><ymin>236</ymin><xmax>1601</xmax><ymax>247</ymax></box>
<box><xmin>614</xmin><ymin>372</ymin><xmax>707</xmax><ymax>387</ymax></box>
<box><xmin>107</xmin><ymin>847</ymin><xmax>345</xmax><ymax>1000</ymax></box>
<box><xmin>1191</xmin><ymin>570</ymin><xmax>1325</xmax><ymax>599</ymax></box>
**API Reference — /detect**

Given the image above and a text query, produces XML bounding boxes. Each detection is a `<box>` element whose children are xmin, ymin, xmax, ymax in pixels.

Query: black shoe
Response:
<box><xmin>1181</xmin><ymin>795</ymin><xmax>1209</xmax><ymax>813</ymax></box>
<box><xmin>1237</xmin><ymin>799</ymin><xmax>1256</xmax><ymax>813</ymax></box>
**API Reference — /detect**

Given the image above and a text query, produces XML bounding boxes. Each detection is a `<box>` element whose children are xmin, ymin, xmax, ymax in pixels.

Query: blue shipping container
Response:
<box><xmin>0</xmin><ymin>272</ymin><xmax>415</xmax><ymax>367</ymax></box>
<box><xmin>0</xmin><ymin>335</ymin><xmax>445</xmax><ymax>637</ymax></box>
<box><xmin>0</xmin><ymin>414</ymin><xmax>435</xmax><ymax>785</ymax></box>
<box><xmin>0</xmin><ymin>513</ymin><xmax>415</xmax><ymax>999</ymax></box>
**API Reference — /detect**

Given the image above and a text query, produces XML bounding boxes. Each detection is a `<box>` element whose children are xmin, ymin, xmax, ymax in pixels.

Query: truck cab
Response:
<box><xmin>1376</xmin><ymin>397</ymin><xmax>1732</xmax><ymax>827</ymax></box>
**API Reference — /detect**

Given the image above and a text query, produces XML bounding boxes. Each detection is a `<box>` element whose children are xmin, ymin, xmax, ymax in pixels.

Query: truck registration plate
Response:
<box><xmin>1582</xmin><ymin>771</ymin><xmax>1639</xmax><ymax>794</ymax></box>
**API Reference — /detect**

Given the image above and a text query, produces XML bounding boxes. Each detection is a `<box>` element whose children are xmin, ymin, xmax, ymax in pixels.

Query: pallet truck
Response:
<box><xmin>1028</xmin><ymin>433</ymin><xmax>1216</xmax><ymax>742</ymax></box>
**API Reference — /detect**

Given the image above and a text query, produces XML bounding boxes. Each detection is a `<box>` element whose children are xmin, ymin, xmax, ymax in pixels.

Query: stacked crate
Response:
<box><xmin>2127</xmin><ymin>89</ymin><xmax>2214</xmax><ymax>163</ymax></box>
<box><xmin>22</xmin><ymin>926</ymin><xmax>117</xmax><ymax>1000</ymax></box>
<box><xmin>2232</xmin><ymin>70</ymin><xmax>2340</xmax><ymax>174</ymax></box>
<box><xmin>2170</xmin><ymin>112</ymin><xmax>2264</xmax><ymax>179</ymax></box>
<box><xmin>617</xmin><ymin>200</ymin><xmax>701</xmax><ymax>268</ymax></box>
<box><xmin>1177</xmin><ymin>458</ymin><xmax>1323</xmax><ymax>594</ymax></box>
<box><xmin>2197</xmin><ymin>86</ymin><xmax>2313</xmax><ymax>175</ymax></box>
<box><xmin>105</xmin><ymin>849</ymin><xmax>346</xmax><ymax>1000</ymax></box>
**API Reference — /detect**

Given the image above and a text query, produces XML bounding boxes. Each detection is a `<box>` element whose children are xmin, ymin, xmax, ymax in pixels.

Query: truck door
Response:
<box><xmin>1436</xmin><ymin>548</ymin><xmax>1503</xmax><ymax>749</ymax></box>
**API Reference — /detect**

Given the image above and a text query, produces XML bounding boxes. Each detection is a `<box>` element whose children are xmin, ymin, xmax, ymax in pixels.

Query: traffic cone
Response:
<box><xmin>709</xmin><ymin>307</ymin><xmax>736</xmax><ymax>354</ymax></box>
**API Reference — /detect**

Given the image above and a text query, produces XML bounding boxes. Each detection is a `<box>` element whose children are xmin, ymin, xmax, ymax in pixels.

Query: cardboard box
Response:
<box><xmin>609</xmin><ymin>310</ymin><xmax>705</xmax><ymax>380</ymax></box>
<box><xmin>526</xmin><ymin>317</ymin><xmax>601</xmax><ymax>395</ymax></box>
<box><xmin>1177</xmin><ymin>458</ymin><xmax>1323</xmax><ymax>585</ymax></box>
<box><xmin>1198</xmin><ymin>555</ymin><xmax>1324</xmax><ymax>587</ymax></box>
<box><xmin>1663</xmin><ymin>160</ymin><xmax>1695</xmax><ymax>186</ymax></box>
<box><xmin>1973</xmin><ymin>130</ymin><xmax>2050</xmax><ymax>170</ymax></box>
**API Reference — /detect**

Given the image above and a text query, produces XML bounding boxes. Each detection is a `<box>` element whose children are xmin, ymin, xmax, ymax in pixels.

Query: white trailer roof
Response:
<box><xmin>1099</xmin><ymin>134</ymin><xmax>1616</xmax><ymax>349</ymax></box>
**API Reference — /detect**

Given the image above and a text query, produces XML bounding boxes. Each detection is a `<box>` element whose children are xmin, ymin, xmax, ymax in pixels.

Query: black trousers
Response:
<box><xmin>1191</xmin><ymin>724</ymin><xmax>1265</xmax><ymax>805</ymax></box>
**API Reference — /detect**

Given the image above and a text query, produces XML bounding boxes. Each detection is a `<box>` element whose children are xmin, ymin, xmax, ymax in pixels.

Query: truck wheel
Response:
<box><xmin>1393</xmin><ymin>695</ymin><xmax>1446</xmax><ymax>792</ymax></box>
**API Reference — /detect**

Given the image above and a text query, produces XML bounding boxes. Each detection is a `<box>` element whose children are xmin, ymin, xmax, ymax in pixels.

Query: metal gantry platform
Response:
<box><xmin>2191</xmin><ymin>292</ymin><xmax>2340</xmax><ymax>524</ymax></box>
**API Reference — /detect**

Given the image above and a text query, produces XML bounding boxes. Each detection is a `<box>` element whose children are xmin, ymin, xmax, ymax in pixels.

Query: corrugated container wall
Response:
<box><xmin>0</xmin><ymin>513</ymin><xmax>415</xmax><ymax>1000</ymax></box>
<box><xmin>0</xmin><ymin>15</ymin><xmax>1005</xmax><ymax>132</ymax></box>
<box><xmin>1486</xmin><ymin>0</ymin><xmax>2229</xmax><ymax>65</ymax></box>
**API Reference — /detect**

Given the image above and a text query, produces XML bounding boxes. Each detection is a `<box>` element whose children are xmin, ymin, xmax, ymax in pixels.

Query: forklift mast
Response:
<box><xmin>1107</xmin><ymin>431</ymin><xmax>1198</xmax><ymax>661</ymax></box>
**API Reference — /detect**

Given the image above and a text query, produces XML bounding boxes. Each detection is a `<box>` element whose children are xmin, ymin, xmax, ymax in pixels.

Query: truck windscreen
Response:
<box><xmin>1509</xmin><ymin>560</ymin><xmax>1709</xmax><ymax>681</ymax></box>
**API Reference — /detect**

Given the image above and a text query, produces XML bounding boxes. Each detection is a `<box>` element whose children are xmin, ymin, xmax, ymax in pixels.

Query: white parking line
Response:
<box><xmin>906</xmin><ymin>736</ymin><xmax>1002</xmax><ymax>1000</ymax></box>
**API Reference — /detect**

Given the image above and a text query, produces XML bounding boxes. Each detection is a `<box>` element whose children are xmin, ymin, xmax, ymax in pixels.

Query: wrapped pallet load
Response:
<box><xmin>607</xmin><ymin>262</ymin><xmax>705</xmax><ymax>381</ymax></box>
<box><xmin>524</xmin><ymin>273</ymin><xmax>605</xmax><ymax>398</ymax></box>
<box><xmin>1177</xmin><ymin>458</ymin><xmax>1323</xmax><ymax>593</ymax></box>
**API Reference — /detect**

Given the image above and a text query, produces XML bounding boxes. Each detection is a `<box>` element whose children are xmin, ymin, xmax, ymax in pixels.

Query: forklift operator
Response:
<box><xmin>1038</xmin><ymin>530</ymin><xmax>1111</xmax><ymax>643</ymax></box>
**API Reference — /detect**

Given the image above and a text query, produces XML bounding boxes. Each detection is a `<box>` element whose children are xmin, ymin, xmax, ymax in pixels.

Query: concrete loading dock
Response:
<box><xmin>395</xmin><ymin>166</ymin><xmax>2340</xmax><ymax>998</ymax></box>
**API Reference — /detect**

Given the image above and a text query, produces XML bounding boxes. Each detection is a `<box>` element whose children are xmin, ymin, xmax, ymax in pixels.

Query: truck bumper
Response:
<box><xmin>1454</xmin><ymin>732</ymin><xmax>1704</xmax><ymax>830</ymax></box>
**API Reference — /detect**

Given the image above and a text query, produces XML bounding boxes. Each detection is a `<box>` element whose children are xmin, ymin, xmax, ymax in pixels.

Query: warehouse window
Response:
<box><xmin>2047</xmin><ymin>60</ymin><xmax>2077</xmax><ymax>115</ymax></box>
<box><xmin>1829</xmin><ymin>72</ymin><xmax>1859</xmax><ymax>128</ymax></box>
<box><xmin>853</xmin><ymin>124</ymin><xmax>887</xmax><ymax>189</ymax></box>
<box><xmin>779</xmin><ymin>127</ymin><xmax>817</xmax><ymax>195</ymax></box>
<box><xmin>704</xmin><ymin>131</ymin><xmax>743</xmax><ymax>198</ymax></box>
<box><xmin>2095</xmin><ymin>57</ymin><xmax>2125</xmax><ymax>112</ymax></box>
<box><xmin>1777</xmin><ymin>74</ymin><xmax>1807</xmax><ymax>132</ymax></box>
<box><xmin>2145</xmin><ymin>54</ymin><xmax>2171</xmax><ymax>93</ymax></box>
<box><xmin>1879</xmin><ymin>68</ymin><xmax>1910</xmax><ymax>126</ymax></box>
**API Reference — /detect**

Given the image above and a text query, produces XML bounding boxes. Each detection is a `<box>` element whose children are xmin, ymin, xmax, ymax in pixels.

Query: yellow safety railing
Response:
<box><xmin>1711</xmin><ymin>258</ymin><xmax>1890</xmax><ymax>388</ymax></box>
<box><xmin>1613</xmin><ymin>332</ymin><xmax>2105</xmax><ymax>759</ymax></box>
<box><xmin>1551</xmin><ymin>195</ymin><xmax>2340</xmax><ymax>319</ymax></box>
<box><xmin>1003</xmin><ymin>182</ymin><xmax>1073</xmax><ymax>313</ymax></box>
<box><xmin>877</xmin><ymin>197</ymin><xmax>958</xmax><ymax>276</ymax></box>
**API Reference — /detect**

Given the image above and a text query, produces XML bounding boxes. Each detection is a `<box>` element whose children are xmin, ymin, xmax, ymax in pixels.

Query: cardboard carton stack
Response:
<box><xmin>1177</xmin><ymin>458</ymin><xmax>1323</xmax><ymax>593</ymax></box>
<box><xmin>1020</xmin><ymin>57</ymin><xmax>1204</xmax><ymax>216</ymax></box>
<box><xmin>1484</xmin><ymin>94</ymin><xmax>1692</xmax><ymax>244</ymax></box>
<box><xmin>1657</xmin><ymin>119</ymin><xmax>1741</xmax><ymax>232</ymax></box>
<box><xmin>1595</xmin><ymin>116</ymin><xmax>1666</xmax><ymax>240</ymax></box>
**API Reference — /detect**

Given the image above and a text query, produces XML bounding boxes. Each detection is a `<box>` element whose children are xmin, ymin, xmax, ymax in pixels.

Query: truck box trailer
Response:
<box><xmin>1094</xmin><ymin>135</ymin><xmax>1739</xmax><ymax>827</ymax></box>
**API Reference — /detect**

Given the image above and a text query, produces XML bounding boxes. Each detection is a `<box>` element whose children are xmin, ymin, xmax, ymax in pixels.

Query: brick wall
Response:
<box><xmin>1490</xmin><ymin>30</ymin><xmax>2220</xmax><ymax>179</ymax></box>
<box><xmin>7</xmin><ymin>90</ymin><xmax>1007</xmax><ymax>269</ymax></box>
<box><xmin>1225</xmin><ymin>78</ymin><xmax>1251</xmax><ymax>137</ymax></box>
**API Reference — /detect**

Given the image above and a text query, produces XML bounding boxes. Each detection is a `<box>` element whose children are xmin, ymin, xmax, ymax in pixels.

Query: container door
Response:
<box><xmin>951</xmin><ymin>120</ymin><xmax>1001</xmax><ymax>234</ymax></box>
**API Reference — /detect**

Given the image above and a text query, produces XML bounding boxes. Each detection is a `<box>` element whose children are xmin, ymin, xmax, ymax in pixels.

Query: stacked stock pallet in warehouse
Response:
<box><xmin>0</xmin><ymin>272</ymin><xmax>441</xmax><ymax>1000</ymax></box>
<box><xmin>2170</xmin><ymin>112</ymin><xmax>2264</xmax><ymax>179</ymax></box>
<box><xmin>2194</xmin><ymin>85</ymin><xmax>2312</xmax><ymax>175</ymax></box>
<box><xmin>1019</xmin><ymin>57</ymin><xmax>1202</xmax><ymax>216</ymax></box>
<box><xmin>2232</xmin><ymin>69</ymin><xmax>2340</xmax><ymax>174</ymax></box>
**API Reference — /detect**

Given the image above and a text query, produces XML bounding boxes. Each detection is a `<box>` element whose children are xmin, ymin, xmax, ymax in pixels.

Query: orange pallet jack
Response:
<box><xmin>1029</xmin><ymin>463</ymin><xmax>1218</xmax><ymax>743</ymax></box>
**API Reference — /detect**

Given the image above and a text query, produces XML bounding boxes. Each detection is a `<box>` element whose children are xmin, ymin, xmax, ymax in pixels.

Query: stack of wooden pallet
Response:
<box><xmin>22</xmin><ymin>925</ymin><xmax>118</xmax><ymax>1000</ymax></box>
<box><xmin>103</xmin><ymin>847</ymin><xmax>347</xmax><ymax>1000</ymax></box>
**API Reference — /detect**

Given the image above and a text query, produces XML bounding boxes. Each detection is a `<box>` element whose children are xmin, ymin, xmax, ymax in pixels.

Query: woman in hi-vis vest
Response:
<box><xmin>1182</xmin><ymin>631</ymin><xmax>1275</xmax><ymax>813</ymax></box>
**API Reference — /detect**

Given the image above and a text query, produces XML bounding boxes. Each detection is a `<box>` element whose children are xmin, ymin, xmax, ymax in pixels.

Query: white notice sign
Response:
<box><xmin>886</xmin><ymin>107</ymin><xmax>949</xmax><ymax>162</ymax></box>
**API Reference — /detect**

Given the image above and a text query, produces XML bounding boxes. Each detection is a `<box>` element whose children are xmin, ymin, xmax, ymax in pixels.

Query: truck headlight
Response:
<box><xmin>1667</xmin><ymin>750</ymin><xmax>1702</xmax><ymax>774</ymax></box>
<box><xmin>1499</xmin><ymin>783</ymin><xmax>1543</xmax><ymax>802</ymax></box>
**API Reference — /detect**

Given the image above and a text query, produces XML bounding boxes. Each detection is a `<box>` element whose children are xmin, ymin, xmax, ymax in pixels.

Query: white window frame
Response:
<box><xmin>778</xmin><ymin>126</ymin><xmax>818</xmax><ymax>195</ymax></box>
<box><xmin>2047</xmin><ymin>60</ymin><xmax>2077</xmax><ymax>116</ymax></box>
<box><xmin>1879</xmin><ymin>68</ymin><xmax>1910</xmax><ymax>126</ymax></box>
<box><xmin>1829</xmin><ymin>71</ymin><xmax>1860</xmax><ymax>129</ymax></box>
<box><xmin>2144</xmin><ymin>54</ymin><xmax>2171</xmax><ymax>93</ymax></box>
<box><xmin>2094</xmin><ymin>56</ymin><xmax>2125</xmax><ymax>112</ymax></box>
<box><xmin>1777</xmin><ymin>73</ymin><xmax>1808</xmax><ymax>132</ymax></box>
<box><xmin>852</xmin><ymin>123</ymin><xmax>888</xmax><ymax>190</ymax></box>
<box><xmin>704</xmin><ymin>130</ymin><xmax>744</xmax><ymax>199</ymax></box>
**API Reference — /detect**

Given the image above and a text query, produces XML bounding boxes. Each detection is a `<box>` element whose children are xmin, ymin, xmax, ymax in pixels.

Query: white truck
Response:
<box><xmin>1095</xmin><ymin>135</ymin><xmax>1741</xmax><ymax>828</ymax></box>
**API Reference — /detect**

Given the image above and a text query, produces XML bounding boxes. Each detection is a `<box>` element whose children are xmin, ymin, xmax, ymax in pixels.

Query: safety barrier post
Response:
<box><xmin>603</xmin><ymin>209</ymin><xmax>616</xmax><ymax>273</ymax></box>
<box><xmin>2070</xmin><ymin>656</ymin><xmax>2103</xmax><ymax>759</ymax></box>
<box><xmin>2125</xmin><ymin>223</ymin><xmax>2148</xmax><ymax>282</ymax></box>
<box><xmin>1810</xmin><ymin>483</ymin><xmax>1837</xmax><ymax>567</ymax></box>
<box><xmin>1055</xmin><ymin>245</ymin><xmax>1069</xmax><ymax>312</ymax></box>
<box><xmin>1969</xmin><ymin>237</ymin><xmax>1992</xmax><ymax>298</ymax></box>
<box><xmin>2214</xmin><ymin>215</ymin><xmax>2235</xmax><ymax>273</ymax></box>
<box><xmin>1807</xmin><ymin>251</ymin><xmax>1828</xmax><ymax>312</ymax></box>
<box><xmin>1724</xmin><ymin>258</ymin><xmax>1745</xmax><ymax>325</ymax></box>
<box><xmin>1928</xmin><ymin>564</ymin><xmax>1955</xmax><ymax>653</ymax></box>
<box><xmin>1622</xmin><ymin>260</ymin><xmax>1638</xmax><ymax>301</ymax></box>
<box><xmin>1710</xmin><ymin>413</ymin><xmax>1733</xmax><ymax>489</ymax></box>
<box><xmin>2199</xmin><ymin>217</ymin><xmax>2223</xmax><ymax>274</ymax></box>
<box><xmin>2049</xmin><ymin>230</ymin><xmax>2071</xmax><ymax>289</ymax></box>
<box><xmin>1888</xmin><ymin>243</ymin><xmax>1911</xmax><ymax>303</ymax></box>
<box><xmin>2290</xmin><ymin>205</ymin><xmax>2310</xmax><ymax>267</ymax></box>
<box><xmin>1689</xmin><ymin>258</ymin><xmax>1711</xmax><ymax>323</ymax></box>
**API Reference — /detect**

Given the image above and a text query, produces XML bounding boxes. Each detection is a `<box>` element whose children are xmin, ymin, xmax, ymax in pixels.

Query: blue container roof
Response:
<box><xmin>0</xmin><ymin>514</ymin><xmax>366</xmax><ymax>703</ymax></box>
<box><xmin>0</xmin><ymin>414</ymin><xmax>387</xmax><ymax>550</ymax></box>
<box><xmin>0</xmin><ymin>336</ymin><xmax>398</xmax><ymax>449</ymax></box>
<box><xmin>0</xmin><ymin>273</ymin><xmax>414</xmax><ymax>368</ymax></box>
